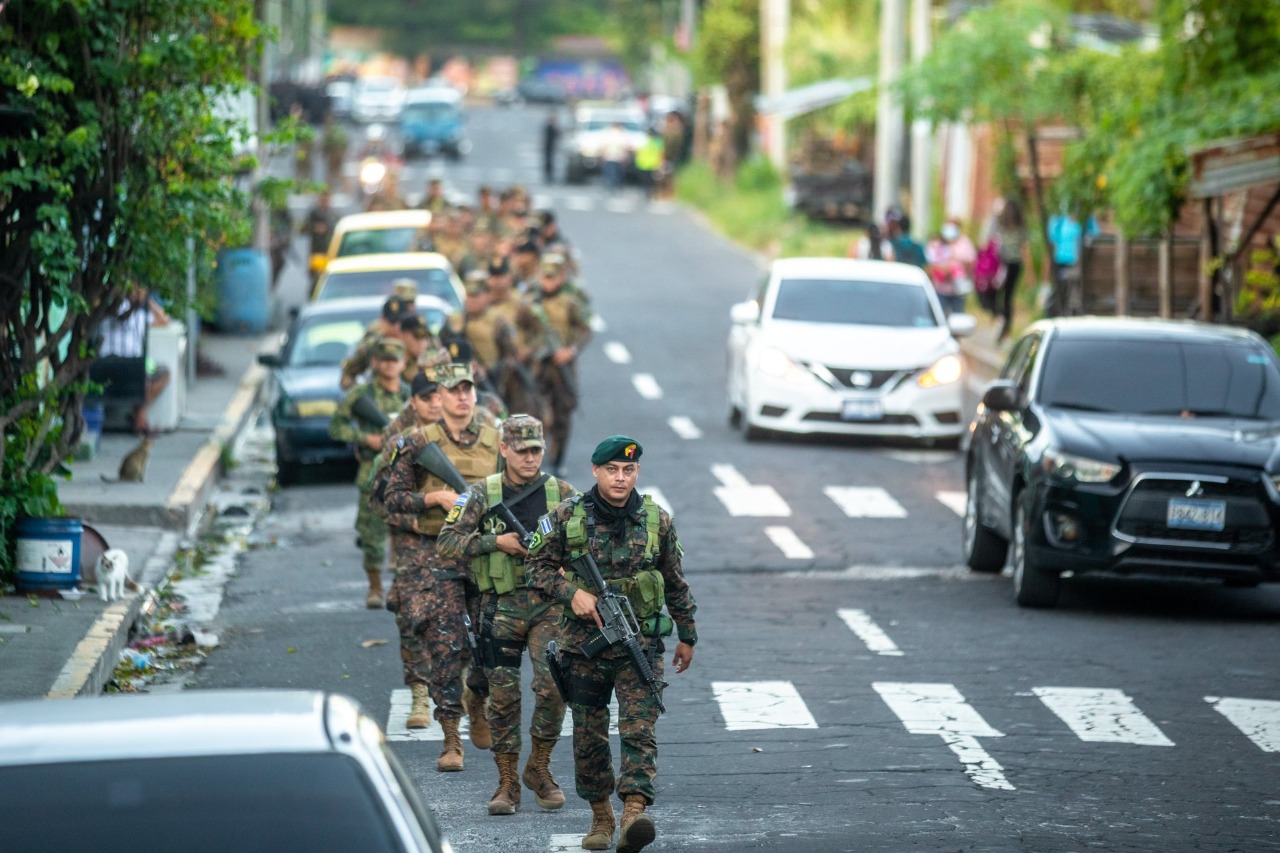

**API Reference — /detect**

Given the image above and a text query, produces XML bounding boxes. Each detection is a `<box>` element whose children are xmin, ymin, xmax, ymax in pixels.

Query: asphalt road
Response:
<box><xmin>193</xmin><ymin>104</ymin><xmax>1280</xmax><ymax>852</ymax></box>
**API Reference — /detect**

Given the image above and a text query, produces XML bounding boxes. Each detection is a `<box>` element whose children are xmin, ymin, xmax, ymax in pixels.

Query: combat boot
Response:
<box><xmin>462</xmin><ymin>686</ymin><xmax>492</xmax><ymax>750</ymax></box>
<box><xmin>486</xmin><ymin>753</ymin><xmax>521</xmax><ymax>815</ymax></box>
<box><xmin>437</xmin><ymin>718</ymin><xmax>464</xmax><ymax>772</ymax></box>
<box><xmin>364</xmin><ymin>570</ymin><xmax>383</xmax><ymax>609</ymax></box>
<box><xmin>582</xmin><ymin>799</ymin><xmax>615</xmax><ymax>851</ymax></box>
<box><xmin>521</xmin><ymin>736</ymin><xmax>565</xmax><ymax>809</ymax></box>
<box><xmin>406</xmin><ymin>684</ymin><xmax>431</xmax><ymax>729</ymax></box>
<box><xmin>617</xmin><ymin>795</ymin><xmax>655</xmax><ymax>853</ymax></box>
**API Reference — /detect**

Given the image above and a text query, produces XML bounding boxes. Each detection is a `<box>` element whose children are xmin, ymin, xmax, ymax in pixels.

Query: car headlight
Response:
<box><xmin>917</xmin><ymin>354</ymin><xmax>963</xmax><ymax>388</ymax></box>
<box><xmin>756</xmin><ymin>347</ymin><xmax>811</xmax><ymax>384</ymax></box>
<box><xmin>1042</xmin><ymin>449</ymin><xmax>1120</xmax><ymax>483</ymax></box>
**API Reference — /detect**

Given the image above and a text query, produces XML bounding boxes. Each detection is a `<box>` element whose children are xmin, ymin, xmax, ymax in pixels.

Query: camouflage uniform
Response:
<box><xmin>527</xmin><ymin>276</ymin><xmax>592</xmax><ymax>470</ymax></box>
<box><xmin>328</xmin><ymin>375</ymin><xmax>408</xmax><ymax>579</ymax></box>
<box><xmin>383</xmin><ymin>415</ymin><xmax>499</xmax><ymax>722</ymax></box>
<box><xmin>525</xmin><ymin>489</ymin><xmax>698</xmax><ymax>806</ymax></box>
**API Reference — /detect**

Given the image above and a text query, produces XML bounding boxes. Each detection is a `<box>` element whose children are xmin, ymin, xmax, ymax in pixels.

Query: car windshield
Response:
<box><xmin>582</xmin><ymin>118</ymin><xmax>644</xmax><ymax>132</ymax></box>
<box><xmin>321</xmin><ymin>269</ymin><xmax>459</xmax><ymax>308</ymax></box>
<box><xmin>1039</xmin><ymin>337</ymin><xmax>1280</xmax><ymax>419</ymax></box>
<box><xmin>288</xmin><ymin>318</ymin><xmax>367</xmax><ymax>367</ymax></box>
<box><xmin>0</xmin><ymin>753</ymin><xmax>403</xmax><ymax>852</ymax></box>
<box><xmin>404</xmin><ymin>104</ymin><xmax>457</xmax><ymax>123</ymax></box>
<box><xmin>770</xmin><ymin>277</ymin><xmax>938</xmax><ymax>327</ymax></box>
<box><xmin>336</xmin><ymin>228</ymin><xmax>426</xmax><ymax>258</ymax></box>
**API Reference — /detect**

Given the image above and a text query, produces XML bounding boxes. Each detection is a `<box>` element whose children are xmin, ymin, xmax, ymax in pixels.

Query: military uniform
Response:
<box><xmin>328</xmin><ymin>338</ymin><xmax>409</xmax><ymax>607</ymax></box>
<box><xmin>527</xmin><ymin>256</ymin><xmax>593</xmax><ymax>471</ymax></box>
<box><xmin>525</xmin><ymin>436</ymin><xmax>697</xmax><ymax>852</ymax></box>
<box><xmin>438</xmin><ymin>416</ymin><xmax>577</xmax><ymax>814</ymax></box>
<box><xmin>340</xmin><ymin>295</ymin><xmax>413</xmax><ymax>390</ymax></box>
<box><xmin>383</xmin><ymin>363</ymin><xmax>500</xmax><ymax>771</ymax></box>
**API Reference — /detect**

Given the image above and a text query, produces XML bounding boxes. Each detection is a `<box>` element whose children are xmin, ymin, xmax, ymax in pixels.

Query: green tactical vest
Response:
<box><xmin>562</xmin><ymin>495</ymin><xmax>665</xmax><ymax>620</ymax></box>
<box><xmin>471</xmin><ymin>474</ymin><xmax>561</xmax><ymax>594</ymax></box>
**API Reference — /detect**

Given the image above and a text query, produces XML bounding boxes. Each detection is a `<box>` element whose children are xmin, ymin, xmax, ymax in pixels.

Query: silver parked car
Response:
<box><xmin>0</xmin><ymin>690</ymin><xmax>452</xmax><ymax>853</ymax></box>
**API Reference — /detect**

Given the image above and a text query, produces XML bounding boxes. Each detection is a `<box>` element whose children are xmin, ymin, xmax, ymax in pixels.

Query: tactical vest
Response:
<box><xmin>471</xmin><ymin>474</ymin><xmax>561</xmax><ymax>594</ymax></box>
<box><xmin>449</xmin><ymin>311</ymin><xmax>502</xmax><ymax>368</ymax></box>
<box><xmin>532</xmin><ymin>293</ymin><xmax>574</xmax><ymax>345</ymax></box>
<box><xmin>415</xmin><ymin>421</ymin><xmax>500</xmax><ymax>535</ymax></box>
<box><xmin>562</xmin><ymin>495</ymin><xmax>665</xmax><ymax>620</ymax></box>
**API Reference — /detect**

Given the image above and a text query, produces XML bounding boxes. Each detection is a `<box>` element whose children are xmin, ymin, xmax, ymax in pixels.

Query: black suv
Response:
<box><xmin>965</xmin><ymin>318</ymin><xmax>1280</xmax><ymax>607</ymax></box>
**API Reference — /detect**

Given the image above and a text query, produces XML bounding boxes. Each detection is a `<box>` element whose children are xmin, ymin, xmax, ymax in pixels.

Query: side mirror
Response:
<box><xmin>981</xmin><ymin>379</ymin><xmax>1022</xmax><ymax>412</ymax></box>
<box><xmin>947</xmin><ymin>312</ymin><xmax>977</xmax><ymax>338</ymax></box>
<box><xmin>729</xmin><ymin>301</ymin><xmax>760</xmax><ymax>325</ymax></box>
<box><xmin>257</xmin><ymin>352</ymin><xmax>283</xmax><ymax>368</ymax></box>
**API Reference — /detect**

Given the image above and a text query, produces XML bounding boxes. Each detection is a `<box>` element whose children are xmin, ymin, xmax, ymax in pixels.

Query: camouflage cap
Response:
<box><xmin>591</xmin><ymin>435</ymin><xmax>642</xmax><ymax>465</ymax></box>
<box><xmin>464</xmin><ymin>269</ymin><xmax>489</xmax><ymax>295</ymax></box>
<box><xmin>399</xmin><ymin>313</ymin><xmax>430</xmax><ymax>338</ymax></box>
<box><xmin>391</xmin><ymin>278</ymin><xmax>418</xmax><ymax>300</ymax></box>
<box><xmin>433</xmin><ymin>360</ymin><xmax>474</xmax><ymax>389</ymax></box>
<box><xmin>374</xmin><ymin>336</ymin><xmax>405</xmax><ymax>361</ymax></box>
<box><xmin>501</xmin><ymin>414</ymin><xmax>544</xmax><ymax>451</ymax></box>
<box><xmin>541</xmin><ymin>252</ymin><xmax>566</xmax><ymax>273</ymax></box>
<box><xmin>488</xmin><ymin>257</ymin><xmax>510</xmax><ymax>277</ymax></box>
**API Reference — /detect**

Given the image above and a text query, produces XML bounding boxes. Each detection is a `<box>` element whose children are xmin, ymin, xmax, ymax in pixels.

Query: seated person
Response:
<box><xmin>97</xmin><ymin>286</ymin><xmax>170</xmax><ymax>433</ymax></box>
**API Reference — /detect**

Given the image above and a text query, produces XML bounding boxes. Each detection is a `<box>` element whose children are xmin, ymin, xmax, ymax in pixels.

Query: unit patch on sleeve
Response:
<box><xmin>444</xmin><ymin>493</ymin><xmax>468</xmax><ymax>524</ymax></box>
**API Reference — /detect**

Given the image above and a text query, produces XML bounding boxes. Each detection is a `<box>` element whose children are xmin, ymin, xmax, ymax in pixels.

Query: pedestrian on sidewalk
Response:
<box><xmin>95</xmin><ymin>284</ymin><xmax>171</xmax><ymax>434</ymax></box>
<box><xmin>989</xmin><ymin>198</ymin><xmax>1027</xmax><ymax>341</ymax></box>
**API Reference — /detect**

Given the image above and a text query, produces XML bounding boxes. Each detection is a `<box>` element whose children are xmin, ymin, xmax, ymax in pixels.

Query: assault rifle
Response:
<box><xmin>570</xmin><ymin>551</ymin><xmax>667</xmax><ymax>714</ymax></box>
<box><xmin>351</xmin><ymin>392</ymin><xmax>390</xmax><ymax>430</ymax></box>
<box><xmin>462</xmin><ymin>613</ymin><xmax>482</xmax><ymax>671</ymax></box>
<box><xmin>415</xmin><ymin>442</ymin><xmax>537</xmax><ymax>546</ymax></box>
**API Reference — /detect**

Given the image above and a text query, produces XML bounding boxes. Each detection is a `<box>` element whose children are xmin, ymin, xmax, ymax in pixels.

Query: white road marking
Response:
<box><xmin>873</xmin><ymin>681</ymin><xmax>1013</xmax><ymax>791</ymax></box>
<box><xmin>711</xmin><ymin>463</ymin><xmax>791</xmax><ymax>517</ymax></box>
<box><xmin>936</xmin><ymin>491</ymin><xmax>968</xmax><ymax>518</ymax></box>
<box><xmin>667</xmin><ymin>415</ymin><xmax>702</xmax><ymax>439</ymax></box>
<box><xmin>566</xmin><ymin>195</ymin><xmax>593</xmax><ymax>211</ymax></box>
<box><xmin>642</xmin><ymin>486</ymin><xmax>673</xmax><ymax>516</ymax></box>
<box><xmin>550</xmin><ymin>835</ymin><xmax>587</xmax><ymax>851</ymax></box>
<box><xmin>603</xmin><ymin>341</ymin><xmax>632</xmax><ymax>364</ymax></box>
<box><xmin>838</xmin><ymin>609</ymin><xmax>904</xmax><ymax>656</ymax></box>
<box><xmin>647</xmin><ymin>200</ymin><xmax>677</xmax><ymax>214</ymax></box>
<box><xmin>765</xmin><ymin>526</ymin><xmax>814</xmax><ymax>559</ymax></box>
<box><xmin>824</xmin><ymin>486</ymin><xmax>908</xmax><ymax>518</ymax></box>
<box><xmin>386</xmin><ymin>688</ymin><xmax>472</xmax><ymax>742</ymax></box>
<box><xmin>1033</xmin><ymin>687</ymin><xmax>1174</xmax><ymax>746</ymax></box>
<box><xmin>712</xmin><ymin>681</ymin><xmax>819</xmax><ymax>731</ymax></box>
<box><xmin>1207</xmin><ymin>696</ymin><xmax>1280</xmax><ymax>752</ymax></box>
<box><xmin>560</xmin><ymin>700</ymin><xmax>620</xmax><ymax>738</ymax></box>
<box><xmin>784</xmin><ymin>565</ymin><xmax>981</xmax><ymax>581</ymax></box>
<box><xmin>589</xmin><ymin>314</ymin><xmax>607</xmax><ymax>333</ymax></box>
<box><xmin>605</xmin><ymin>197</ymin><xmax>637</xmax><ymax>213</ymax></box>
<box><xmin>632</xmin><ymin>373</ymin><xmax>663</xmax><ymax>400</ymax></box>
<box><xmin>530</xmin><ymin>193</ymin><xmax>553</xmax><ymax>209</ymax></box>
<box><xmin>885</xmin><ymin>450</ymin><xmax>958</xmax><ymax>464</ymax></box>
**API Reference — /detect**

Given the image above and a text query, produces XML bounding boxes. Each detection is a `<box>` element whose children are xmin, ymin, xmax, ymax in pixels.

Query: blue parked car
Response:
<box><xmin>400</xmin><ymin>92</ymin><xmax>470</xmax><ymax>160</ymax></box>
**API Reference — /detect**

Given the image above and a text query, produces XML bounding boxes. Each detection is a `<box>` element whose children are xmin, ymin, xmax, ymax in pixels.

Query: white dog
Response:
<box><xmin>96</xmin><ymin>548</ymin><xmax>130</xmax><ymax>603</ymax></box>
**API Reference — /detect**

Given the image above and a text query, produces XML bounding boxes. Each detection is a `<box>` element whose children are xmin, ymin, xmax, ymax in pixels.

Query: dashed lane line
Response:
<box><xmin>936</xmin><ymin>490</ymin><xmax>967</xmax><ymax>518</ymax></box>
<box><xmin>603</xmin><ymin>341</ymin><xmax>632</xmax><ymax>364</ymax></box>
<box><xmin>711</xmin><ymin>464</ymin><xmax>791</xmax><ymax>517</ymax></box>
<box><xmin>824</xmin><ymin>486</ymin><xmax>907</xmax><ymax>518</ymax></box>
<box><xmin>764</xmin><ymin>526</ymin><xmax>814</xmax><ymax>559</ymax></box>
<box><xmin>838</xmin><ymin>608</ymin><xmax>904</xmax><ymax>656</ymax></box>
<box><xmin>632</xmin><ymin>373</ymin><xmax>663</xmax><ymax>400</ymax></box>
<box><xmin>712</xmin><ymin>681</ymin><xmax>819</xmax><ymax>731</ymax></box>
<box><xmin>667</xmin><ymin>415</ymin><xmax>702</xmax><ymax>440</ymax></box>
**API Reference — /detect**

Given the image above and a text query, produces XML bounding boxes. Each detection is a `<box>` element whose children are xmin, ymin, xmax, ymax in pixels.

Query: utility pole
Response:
<box><xmin>760</xmin><ymin>0</ymin><xmax>790</xmax><ymax>175</ymax></box>
<box><xmin>909</xmin><ymin>0</ymin><xmax>932</xmax><ymax>236</ymax></box>
<box><xmin>874</xmin><ymin>0</ymin><xmax>906</xmax><ymax>223</ymax></box>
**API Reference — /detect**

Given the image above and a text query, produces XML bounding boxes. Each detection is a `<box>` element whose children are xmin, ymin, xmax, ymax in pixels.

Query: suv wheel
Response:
<box><xmin>1012</xmin><ymin>492</ymin><xmax>1061</xmax><ymax>607</ymax></box>
<box><xmin>964</xmin><ymin>470</ymin><xmax>1008</xmax><ymax>572</ymax></box>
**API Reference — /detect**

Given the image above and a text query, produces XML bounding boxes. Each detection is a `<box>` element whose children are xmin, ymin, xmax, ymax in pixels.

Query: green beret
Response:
<box><xmin>591</xmin><ymin>435</ymin><xmax>642</xmax><ymax>466</ymax></box>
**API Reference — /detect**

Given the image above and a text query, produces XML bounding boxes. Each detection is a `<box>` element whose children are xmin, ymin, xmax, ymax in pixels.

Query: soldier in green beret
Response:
<box><xmin>525</xmin><ymin>435</ymin><xmax>698</xmax><ymax>853</ymax></box>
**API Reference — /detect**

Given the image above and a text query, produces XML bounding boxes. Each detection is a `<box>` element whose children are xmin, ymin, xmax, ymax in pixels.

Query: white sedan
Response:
<box><xmin>727</xmin><ymin>257</ymin><xmax>975</xmax><ymax>443</ymax></box>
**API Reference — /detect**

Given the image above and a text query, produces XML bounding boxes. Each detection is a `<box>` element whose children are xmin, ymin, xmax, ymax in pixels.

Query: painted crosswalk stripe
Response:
<box><xmin>605</xmin><ymin>197</ymin><xmax>637</xmax><ymax>214</ymax></box>
<box><xmin>667</xmin><ymin>415</ymin><xmax>702</xmax><ymax>440</ymax></box>
<box><xmin>824</xmin><ymin>486</ymin><xmax>907</xmax><ymax>518</ymax></box>
<box><xmin>765</xmin><ymin>526</ymin><xmax>814</xmax><ymax>559</ymax></box>
<box><xmin>838</xmin><ymin>609</ymin><xmax>903</xmax><ymax>656</ymax></box>
<box><xmin>712</xmin><ymin>681</ymin><xmax>819</xmax><ymax>731</ymax></box>
<box><xmin>550</xmin><ymin>835</ymin><xmax>587</xmax><ymax>851</ymax></box>
<box><xmin>386</xmin><ymin>688</ymin><xmax>472</xmax><ymax>742</ymax></box>
<box><xmin>643</xmin><ymin>486</ymin><xmax>673</xmax><ymax>516</ymax></box>
<box><xmin>711</xmin><ymin>464</ymin><xmax>791</xmax><ymax>517</ymax></box>
<box><xmin>603</xmin><ymin>341</ymin><xmax>632</xmax><ymax>364</ymax></box>
<box><xmin>873</xmin><ymin>682</ymin><xmax>1013</xmax><ymax>791</ymax></box>
<box><xmin>566</xmin><ymin>195</ymin><xmax>593</xmax><ymax>211</ymax></box>
<box><xmin>632</xmin><ymin>373</ymin><xmax>663</xmax><ymax>400</ymax></box>
<box><xmin>1207</xmin><ymin>696</ymin><xmax>1280</xmax><ymax>752</ymax></box>
<box><xmin>936</xmin><ymin>491</ymin><xmax>967</xmax><ymax>518</ymax></box>
<box><xmin>785</xmin><ymin>565</ymin><xmax>975</xmax><ymax>580</ymax></box>
<box><xmin>1033</xmin><ymin>687</ymin><xmax>1174</xmax><ymax>746</ymax></box>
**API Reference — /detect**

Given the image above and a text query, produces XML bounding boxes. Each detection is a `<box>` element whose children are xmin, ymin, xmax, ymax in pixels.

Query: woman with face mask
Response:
<box><xmin>926</xmin><ymin>219</ymin><xmax>977</xmax><ymax>316</ymax></box>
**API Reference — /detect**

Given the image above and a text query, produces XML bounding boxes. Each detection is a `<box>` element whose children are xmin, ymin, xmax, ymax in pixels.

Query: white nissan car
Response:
<box><xmin>727</xmin><ymin>257</ymin><xmax>976</xmax><ymax>443</ymax></box>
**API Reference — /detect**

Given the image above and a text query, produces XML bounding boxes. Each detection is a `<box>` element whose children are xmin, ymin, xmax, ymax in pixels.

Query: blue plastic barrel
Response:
<box><xmin>79</xmin><ymin>403</ymin><xmax>104</xmax><ymax>459</ymax></box>
<box><xmin>15</xmin><ymin>517</ymin><xmax>83</xmax><ymax>591</ymax></box>
<box><xmin>214</xmin><ymin>248</ymin><xmax>270</xmax><ymax>334</ymax></box>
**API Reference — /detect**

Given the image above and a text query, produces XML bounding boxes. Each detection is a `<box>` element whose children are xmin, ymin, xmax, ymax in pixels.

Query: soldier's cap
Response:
<box><xmin>411</xmin><ymin>371</ymin><xmax>439</xmax><ymax>398</ymax></box>
<box><xmin>448</xmin><ymin>338</ymin><xmax>474</xmax><ymax>364</ymax></box>
<box><xmin>382</xmin><ymin>295</ymin><xmax>411</xmax><ymax>321</ymax></box>
<box><xmin>464</xmin><ymin>269</ymin><xmax>489</xmax><ymax>295</ymax></box>
<box><xmin>391</xmin><ymin>277</ymin><xmax>418</xmax><ymax>300</ymax></box>
<box><xmin>539</xmin><ymin>210</ymin><xmax>556</xmax><ymax>225</ymax></box>
<box><xmin>374</xmin><ymin>337</ymin><xmax>405</xmax><ymax>361</ymax></box>
<box><xmin>540</xmin><ymin>253</ymin><xmax>566</xmax><ymax>273</ymax></box>
<box><xmin>488</xmin><ymin>257</ymin><xmax>511</xmax><ymax>277</ymax></box>
<box><xmin>514</xmin><ymin>240</ymin><xmax>540</xmax><ymax>255</ymax></box>
<box><xmin>399</xmin><ymin>313</ymin><xmax>430</xmax><ymax>338</ymax></box>
<box><xmin>501</xmin><ymin>414</ymin><xmax>544</xmax><ymax>451</ymax></box>
<box><xmin>433</xmin><ymin>360</ymin><xmax>474</xmax><ymax>389</ymax></box>
<box><xmin>591</xmin><ymin>435</ymin><xmax>642</xmax><ymax>466</ymax></box>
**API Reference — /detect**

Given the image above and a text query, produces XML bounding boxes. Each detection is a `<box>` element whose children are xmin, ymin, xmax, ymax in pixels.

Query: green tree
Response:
<box><xmin>0</xmin><ymin>1</ymin><xmax>261</xmax><ymax>574</ymax></box>
<box><xmin>695</xmin><ymin>0</ymin><xmax>760</xmax><ymax>166</ymax></box>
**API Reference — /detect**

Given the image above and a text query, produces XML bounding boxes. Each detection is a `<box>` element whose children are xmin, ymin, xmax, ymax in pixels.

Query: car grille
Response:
<box><xmin>802</xmin><ymin>412</ymin><xmax>919</xmax><ymax>426</ymax></box>
<box><xmin>1114</xmin><ymin>476</ymin><xmax>1274</xmax><ymax>551</ymax></box>
<box><xmin>824</xmin><ymin>367</ymin><xmax>906</xmax><ymax>391</ymax></box>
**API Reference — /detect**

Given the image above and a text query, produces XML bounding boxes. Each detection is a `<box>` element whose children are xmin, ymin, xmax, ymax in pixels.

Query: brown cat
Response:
<box><xmin>101</xmin><ymin>436</ymin><xmax>153</xmax><ymax>483</ymax></box>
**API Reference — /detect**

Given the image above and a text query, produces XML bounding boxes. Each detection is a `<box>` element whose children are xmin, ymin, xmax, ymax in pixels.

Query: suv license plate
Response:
<box><xmin>1166</xmin><ymin>498</ymin><xmax>1226</xmax><ymax>531</ymax></box>
<box><xmin>841</xmin><ymin>399</ymin><xmax>883</xmax><ymax>422</ymax></box>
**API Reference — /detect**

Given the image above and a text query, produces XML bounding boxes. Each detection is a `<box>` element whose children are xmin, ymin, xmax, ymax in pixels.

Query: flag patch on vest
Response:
<box><xmin>444</xmin><ymin>494</ymin><xmax>468</xmax><ymax>524</ymax></box>
<box><xmin>538</xmin><ymin>516</ymin><xmax>553</xmax><ymax>535</ymax></box>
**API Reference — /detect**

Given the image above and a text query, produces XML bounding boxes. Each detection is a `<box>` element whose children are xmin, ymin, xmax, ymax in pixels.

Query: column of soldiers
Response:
<box><xmin>324</xmin><ymin>184</ymin><xmax>696</xmax><ymax>853</ymax></box>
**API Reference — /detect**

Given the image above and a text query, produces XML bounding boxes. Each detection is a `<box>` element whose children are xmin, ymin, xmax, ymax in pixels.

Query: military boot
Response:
<box><xmin>521</xmin><ymin>736</ymin><xmax>565</xmax><ymax>809</ymax></box>
<box><xmin>406</xmin><ymin>683</ymin><xmax>431</xmax><ymax>729</ymax></box>
<box><xmin>462</xmin><ymin>686</ymin><xmax>492</xmax><ymax>750</ymax></box>
<box><xmin>486</xmin><ymin>753</ymin><xmax>521</xmax><ymax>815</ymax></box>
<box><xmin>364</xmin><ymin>570</ymin><xmax>383</xmax><ymax>609</ymax></box>
<box><xmin>617</xmin><ymin>795</ymin><xmax>655</xmax><ymax>853</ymax></box>
<box><xmin>582</xmin><ymin>799</ymin><xmax>615</xmax><ymax>851</ymax></box>
<box><xmin>437</xmin><ymin>718</ymin><xmax>464</xmax><ymax>772</ymax></box>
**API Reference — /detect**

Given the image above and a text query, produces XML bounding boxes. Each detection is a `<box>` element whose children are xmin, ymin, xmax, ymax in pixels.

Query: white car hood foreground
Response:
<box><xmin>761</xmin><ymin>320</ymin><xmax>957</xmax><ymax>370</ymax></box>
